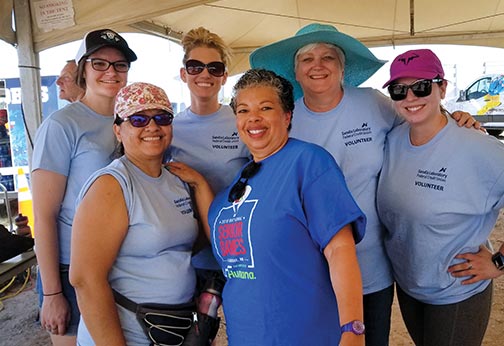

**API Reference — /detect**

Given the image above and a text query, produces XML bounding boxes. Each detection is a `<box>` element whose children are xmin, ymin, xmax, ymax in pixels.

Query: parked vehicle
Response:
<box><xmin>444</xmin><ymin>74</ymin><xmax>504</xmax><ymax>136</ymax></box>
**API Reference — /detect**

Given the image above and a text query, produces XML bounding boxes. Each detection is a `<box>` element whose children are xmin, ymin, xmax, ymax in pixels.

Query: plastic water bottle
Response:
<box><xmin>198</xmin><ymin>275</ymin><xmax>224</xmax><ymax>318</ymax></box>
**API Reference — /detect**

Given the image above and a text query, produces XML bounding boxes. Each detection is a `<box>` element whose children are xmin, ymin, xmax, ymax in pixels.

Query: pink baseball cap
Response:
<box><xmin>115</xmin><ymin>82</ymin><xmax>173</xmax><ymax>120</ymax></box>
<box><xmin>382</xmin><ymin>49</ymin><xmax>444</xmax><ymax>88</ymax></box>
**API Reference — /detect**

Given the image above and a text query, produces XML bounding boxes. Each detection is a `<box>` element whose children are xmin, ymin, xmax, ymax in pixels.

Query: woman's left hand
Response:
<box><xmin>451</xmin><ymin>111</ymin><xmax>483</xmax><ymax>130</ymax></box>
<box><xmin>166</xmin><ymin>161</ymin><xmax>214</xmax><ymax>239</ymax></box>
<box><xmin>448</xmin><ymin>245</ymin><xmax>502</xmax><ymax>284</ymax></box>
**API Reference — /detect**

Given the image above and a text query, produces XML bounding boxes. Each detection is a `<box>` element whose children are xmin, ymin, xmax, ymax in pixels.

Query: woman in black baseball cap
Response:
<box><xmin>75</xmin><ymin>28</ymin><xmax>137</xmax><ymax>63</ymax></box>
<box><xmin>32</xmin><ymin>28</ymin><xmax>136</xmax><ymax>346</ymax></box>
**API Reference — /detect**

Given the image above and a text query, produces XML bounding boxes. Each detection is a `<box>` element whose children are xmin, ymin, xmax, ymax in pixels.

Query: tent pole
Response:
<box><xmin>13</xmin><ymin>0</ymin><xmax>42</xmax><ymax>169</ymax></box>
<box><xmin>409</xmin><ymin>0</ymin><xmax>415</xmax><ymax>36</ymax></box>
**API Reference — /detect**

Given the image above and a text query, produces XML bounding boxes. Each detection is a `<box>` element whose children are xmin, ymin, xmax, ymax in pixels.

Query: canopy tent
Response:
<box><xmin>2</xmin><ymin>0</ymin><xmax>504</xmax><ymax>153</ymax></box>
<box><xmin>3</xmin><ymin>0</ymin><xmax>504</xmax><ymax>74</ymax></box>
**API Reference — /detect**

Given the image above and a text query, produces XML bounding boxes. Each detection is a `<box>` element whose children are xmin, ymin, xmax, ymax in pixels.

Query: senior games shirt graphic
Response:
<box><xmin>212</xmin><ymin>186</ymin><xmax>257</xmax><ymax>280</ymax></box>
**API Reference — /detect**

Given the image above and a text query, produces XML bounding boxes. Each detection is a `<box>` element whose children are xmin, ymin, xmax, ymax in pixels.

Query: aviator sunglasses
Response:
<box><xmin>185</xmin><ymin>59</ymin><xmax>226</xmax><ymax>77</ymax></box>
<box><xmin>388</xmin><ymin>78</ymin><xmax>443</xmax><ymax>101</ymax></box>
<box><xmin>121</xmin><ymin>112</ymin><xmax>174</xmax><ymax>128</ymax></box>
<box><xmin>228</xmin><ymin>161</ymin><xmax>261</xmax><ymax>202</ymax></box>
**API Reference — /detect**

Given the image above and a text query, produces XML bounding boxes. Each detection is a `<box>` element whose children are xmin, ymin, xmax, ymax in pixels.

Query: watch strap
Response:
<box><xmin>340</xmin><ymin>320</ymin><xmax>365</xmax><ymax>335</ymax></box>
<box><xmin>492</xmin><ymin>251</ymin><xmax>504</xmax><ymax>270</ymax></box>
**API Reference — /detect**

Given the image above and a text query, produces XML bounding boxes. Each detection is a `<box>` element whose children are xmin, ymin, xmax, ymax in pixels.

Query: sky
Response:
<box><xmin>2</xmin><ymin>33</ymin><xmax>504</xmax><ymax>104</ymax></box>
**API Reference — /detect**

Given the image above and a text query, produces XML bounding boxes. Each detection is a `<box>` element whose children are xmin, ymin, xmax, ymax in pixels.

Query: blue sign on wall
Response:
<box><xmin>3</xmin><ymin>76</ymin><xmax>59</xmax><ymax>167</ymax></box>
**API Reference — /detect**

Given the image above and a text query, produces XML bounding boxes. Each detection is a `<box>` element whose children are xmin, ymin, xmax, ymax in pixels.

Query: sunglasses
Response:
<box><xmin>228</xmin><ymin>161</ymin><xmax>261</xmax><ymax>202</ymax></box>
<box><xmin>85</xmin><ymin>58</ymin><xmax>130</xmax><ymax>72</ymax></box>
<box><xmin>122</xmin><ymin>112</ymin><xmax>174</xmax><ymax>127</ymax></box>
<box><xmin>185</xmin><ymin>59</ymin><xmax>226</xmax><ymax>77</ymax></box>
<box><xmin>388</xmin><ymin>78</ymin><xmax>443</xmax><ymax>101</ymax></box>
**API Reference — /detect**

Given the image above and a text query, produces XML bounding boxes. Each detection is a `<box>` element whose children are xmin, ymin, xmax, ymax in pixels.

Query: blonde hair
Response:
<box><xmin>181</xmin><ymin>27</ymin><xmax>232</xmax><ymax>67</ymax></box>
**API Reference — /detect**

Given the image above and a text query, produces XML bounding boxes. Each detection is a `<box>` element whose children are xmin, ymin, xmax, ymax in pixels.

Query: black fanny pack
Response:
<box><xmin>112</xmin><ymin>289</ymin><xmax>219</xmax><ymax>346</ymax></box>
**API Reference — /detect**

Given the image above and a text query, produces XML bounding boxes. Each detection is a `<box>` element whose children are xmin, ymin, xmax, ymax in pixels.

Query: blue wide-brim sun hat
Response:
<box><xmin>250</xmin><ymin>23</ymin><xmax>386</xmax><ymax>100</ymax></box>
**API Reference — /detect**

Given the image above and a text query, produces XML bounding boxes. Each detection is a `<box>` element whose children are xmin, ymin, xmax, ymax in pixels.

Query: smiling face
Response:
<box><xmin>294</xmin><ymin>43</ymin><xmax>344</xmax><ymax>99</ymax></box>
<box><xmin>83</xmin><ymin>46</ymin><xmax>128</xmax><ymax>99</ymax></box>
<box><xmin>235</xmin><ymin>85</ymin><xmax>291</xmax><ymax>161</ymax></box>
<box><xmin>114</xmin><ymin>109</ymin><xmax>173</xmax><ymax>166</ymax></box>
<box><xmin>180</xmin><ymin>46</ymin><xmax>228</xmax><ymax>103</ymax></box>
<box><xmin>392</xmin><ymin>77</ymin><xmax>447</xmax><ymax>126</ymax></box>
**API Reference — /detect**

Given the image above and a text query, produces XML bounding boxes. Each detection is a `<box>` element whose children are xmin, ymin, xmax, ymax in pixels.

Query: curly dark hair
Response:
<box><xmin>230</xmin><ymin>69</ymin><xmax>295</xmax><ymax>130</ymax></box>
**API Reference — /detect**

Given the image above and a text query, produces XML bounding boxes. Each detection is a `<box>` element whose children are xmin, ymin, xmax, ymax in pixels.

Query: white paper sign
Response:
<box><xmin>33</xmin><ymin>0</ymin><xmax>75</xmax><ymax>32</ymax></box>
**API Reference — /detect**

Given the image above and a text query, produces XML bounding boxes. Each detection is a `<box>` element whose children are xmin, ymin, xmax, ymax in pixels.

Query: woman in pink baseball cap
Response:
<box><xmin>70</xmin><ymin>82</ymin><xmax>218</xmax><ymax>346</ymax></box>
<box><xmin>378</xmin><ymin>49</ymin><xmax>504</xmax><ymax>346</ymax></box>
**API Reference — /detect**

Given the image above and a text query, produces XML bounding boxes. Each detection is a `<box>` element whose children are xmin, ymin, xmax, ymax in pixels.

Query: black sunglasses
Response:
<box><xmin>185</xmin><ymin>59</ymin><xmax>226</xmax><ymax>77</ymax></box>
<box><xmin>388</xmin><ymin>78</ymin><xmax>443</xmax><ymax>101</ymax></box>
<box><xmin>122</xmin><ymin>112</ymin><xmax>174</xmax><ymax>128</ymax></box>
<box><xmin>228</xmin><ymin>161</ymin><xmax>261</xmax><ymax>202</ymax></box>
<box><xmin>85</xmin><ymin>58</ymin><xmax>130</xmax><ymax>72</ymax></box>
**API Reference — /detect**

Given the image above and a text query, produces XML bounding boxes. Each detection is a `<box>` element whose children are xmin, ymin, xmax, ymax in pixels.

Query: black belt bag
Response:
<box><xmin>112</xmin><ymin>289</ymin><xmax>220</xmax><ymax>346</ymax></box>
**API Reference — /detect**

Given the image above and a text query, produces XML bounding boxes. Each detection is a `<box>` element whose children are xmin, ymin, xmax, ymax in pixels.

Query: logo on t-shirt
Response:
<box><xmin>212</xmin><ymin>132</ymin><xmax>240</xmax><ymax>150</ymax></box>
<box><xmin>173</xmin><ymin>196</ymin><xmax>193</xmax><ymax>215</ymax></box>
<box><xmin>212</xmin><ymin>186</ymin><xmax>257</xmax><ymax>280</ymax></box>
<box><xmin>342</xmin><ymin>123</ymin><xmax>373</xmax><ymax>146</ymax></box>
<box><xmin>414</xmin><ymin>167</ymin><xmax>448</xmax><ymax>191</ymax></box>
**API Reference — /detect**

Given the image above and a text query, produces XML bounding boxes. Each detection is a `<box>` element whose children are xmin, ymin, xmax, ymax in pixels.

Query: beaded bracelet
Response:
<box><xmin>43</xmin><ymin>291</ymin><xmax>62</xmax><ymax>297</ymax></box>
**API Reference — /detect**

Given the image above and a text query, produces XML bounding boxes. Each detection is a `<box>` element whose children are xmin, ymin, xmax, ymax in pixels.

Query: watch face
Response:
<box><xmin>342</xmin><ymin>320</ymin><xmax>365</xmax><ymax>335</ymax></box>
<box><xmin>352</xmin><ymin>320</ymin><xmax>366</xmax><ymax>335</ymax></box>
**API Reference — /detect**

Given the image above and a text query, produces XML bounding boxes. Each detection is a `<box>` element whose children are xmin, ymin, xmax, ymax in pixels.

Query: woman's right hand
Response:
<box><xmin>40</xmin><ymin>293</ymin><xmax>71</xmax><ymax>336</ymax></box>
<box><xmin>166</xmin><ymin>161</ymin><xmax>208</xmax><ymax>188</ymax></box>
<box><xmin>448</xmin><ymin>245</ymin><xmax>503</xmax><ymax>284</ymax></box>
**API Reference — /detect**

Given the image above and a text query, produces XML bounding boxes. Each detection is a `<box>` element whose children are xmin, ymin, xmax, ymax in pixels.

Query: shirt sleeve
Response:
<box><xmin>31</xmin><ymin>118</ymin><xmax>73</xmax><ymax>176</ymax></box>
<box><xmin>301</xmin><ymin>150</ymin><xmax>367</xmax><ymax>250</ymax></box>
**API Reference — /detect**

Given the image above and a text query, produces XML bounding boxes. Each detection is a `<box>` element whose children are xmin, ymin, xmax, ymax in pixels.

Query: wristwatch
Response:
<box><xmin>492</xmin><ymin>251</ymin><xmax>504</xmax><ymax>270</ymax></box>
<box><xmin>341</xmin><ymin>320</ymin><xmax>365</xmax><ymax>335</ymax></box>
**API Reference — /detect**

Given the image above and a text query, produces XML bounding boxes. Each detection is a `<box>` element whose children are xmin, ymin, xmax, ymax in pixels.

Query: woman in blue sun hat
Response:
<box><xmin>250</xmin><ymin>23</ymin><xmax>479</xmax><ymax>346</ymax></box>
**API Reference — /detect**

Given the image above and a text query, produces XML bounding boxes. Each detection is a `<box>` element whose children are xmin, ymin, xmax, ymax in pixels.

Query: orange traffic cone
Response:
<box><xmin>17</xmin><ymin>168</ymin><xmax>34</xmax><ymax>237</ymax></box>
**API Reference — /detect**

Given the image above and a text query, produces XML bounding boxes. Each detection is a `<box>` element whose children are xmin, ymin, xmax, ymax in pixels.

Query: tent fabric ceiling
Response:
<box><xmin>0</xmin><ymin>0</ymin><xmax>15</xmax><ymax>45</ymax></box>
<box><xmin>26</xmin><ymin>0</ymin><xmax>212</xmax><ymax>51</ymax></box>
<box><xmin>2</xmin><ymin>0</ymin><xmax>504</xmax><ymax>74</ymax></box>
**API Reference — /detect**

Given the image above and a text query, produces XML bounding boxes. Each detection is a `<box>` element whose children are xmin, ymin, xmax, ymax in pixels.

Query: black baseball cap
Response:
<box><xmin>75</xmin><ymin>29</ymin><xmax>137</xmax><ymax>63</ymax></box>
